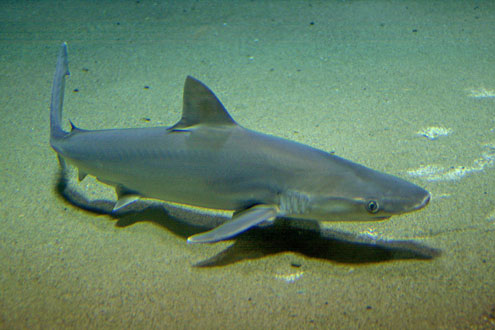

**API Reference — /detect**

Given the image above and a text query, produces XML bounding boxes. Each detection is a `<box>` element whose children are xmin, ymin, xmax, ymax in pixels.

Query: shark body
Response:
<box><xmin>50</xmin><ymin>43</ymin><xmax>430</xmax><ymax>243</ymax></box>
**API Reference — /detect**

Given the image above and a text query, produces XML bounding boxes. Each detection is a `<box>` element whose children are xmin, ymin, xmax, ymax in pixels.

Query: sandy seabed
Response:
<box><xmin>1</xmin><ymin>1</ymin><xmax>494</xmax><ymax>328</ymax></box>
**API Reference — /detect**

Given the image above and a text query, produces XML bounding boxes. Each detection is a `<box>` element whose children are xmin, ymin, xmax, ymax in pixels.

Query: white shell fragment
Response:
<box><xmin>467</xmin><ymin>87</ymin><xmax>495</xmax><ymax>98</ymax></box>
<box><xmin>408</xmin><ymin>142</ymin><xmax>495</xmax><ymax>181</ymax></box>
<box><xmin>274</xmin><ymin>271</ymin><xmax>304</xmax><ymax>283</ymax></box>
<box><xmin>417</xmin><ymin>126</ymin><xmax>452</xmax><ymax>140</ymax></box>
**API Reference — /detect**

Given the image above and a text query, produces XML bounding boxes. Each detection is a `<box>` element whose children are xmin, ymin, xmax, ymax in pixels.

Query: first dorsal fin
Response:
<box><xmin>170</xmin><ymin>76</ymin><xmax>237</xmax><ymax>130</ymax></box>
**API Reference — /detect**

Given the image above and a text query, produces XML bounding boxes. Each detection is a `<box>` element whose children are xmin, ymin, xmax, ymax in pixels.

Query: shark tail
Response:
<box><xmin>50</xmin><ymin>42</ymin><xmax>70</xmax><ymax>144</ymax></box>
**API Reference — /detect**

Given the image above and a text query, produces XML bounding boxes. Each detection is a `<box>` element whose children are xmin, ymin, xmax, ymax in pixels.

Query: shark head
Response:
<box><xmin>290</xmin><ymin>156</ymin><xmax>430</xmax><ymax>222</ymax></box>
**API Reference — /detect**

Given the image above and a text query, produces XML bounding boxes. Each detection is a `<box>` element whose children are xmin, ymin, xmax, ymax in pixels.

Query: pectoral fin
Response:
<box><xmin>187</xmin><ymin>205</ymin><xmax>278</xmax><ymax>244</ymax></box>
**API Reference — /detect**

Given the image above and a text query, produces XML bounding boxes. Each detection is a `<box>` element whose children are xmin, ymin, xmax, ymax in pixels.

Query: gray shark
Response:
<box><xmin>50</xmin><ymin>43</ymin><xmax>430</xmax><ymax>244</ymax></box>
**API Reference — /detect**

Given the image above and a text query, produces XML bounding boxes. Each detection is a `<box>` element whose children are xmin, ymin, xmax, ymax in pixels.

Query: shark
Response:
<box><xmin>50</xmin><ymin>43</ymin><xmax>430</xmax><ymax>244</ymax></box>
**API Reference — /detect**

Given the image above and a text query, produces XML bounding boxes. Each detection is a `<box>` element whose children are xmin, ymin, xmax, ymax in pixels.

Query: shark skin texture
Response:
<box><xmin>50</xmin><ymin>43</ymin><xmax>430</xmax><ymax>244</ymax></box>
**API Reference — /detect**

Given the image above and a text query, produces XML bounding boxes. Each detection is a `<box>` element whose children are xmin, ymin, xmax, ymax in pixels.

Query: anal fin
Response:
<box><xmin>187</xmin><ymin>205</ymin><xmax>278</xmax><ymax>244</ymax></box>
<box><xmin>112</xmin><ymin>185</ymin><xmax>141</xmax><ymax>212</ymax></box>
<box><xmin>78</xmin><ymin>169</ymin><xmax>88</xmax><ymax>181</ymax></box>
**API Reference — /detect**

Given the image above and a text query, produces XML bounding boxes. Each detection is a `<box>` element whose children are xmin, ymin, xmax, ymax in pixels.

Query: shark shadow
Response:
<box><xmin>193</xmin><ymin>220</ymin><xmax>441</xmax><ymax>267</ymax></box>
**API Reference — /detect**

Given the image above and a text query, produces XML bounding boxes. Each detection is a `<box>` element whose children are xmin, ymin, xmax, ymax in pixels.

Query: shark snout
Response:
<box><xmin>376</xmin><ymin>178</ymin><xmax>430</xmax><ymax>216</ymax></box>
<box><xmin>414</xmin><ymin>190</ymin><xmax>431</xmax><ymax>210</ymax></box>
<box><xmin>393</xmin><ymin>186</ymin><xmax>430</xmax><ymax>215</ymax></box>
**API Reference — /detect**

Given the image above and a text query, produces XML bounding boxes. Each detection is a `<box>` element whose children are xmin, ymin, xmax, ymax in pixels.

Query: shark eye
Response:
<box><xmin>366</xmin><ymin>200</ymin><xmax>379</xmax><ymax>213</ymax></box>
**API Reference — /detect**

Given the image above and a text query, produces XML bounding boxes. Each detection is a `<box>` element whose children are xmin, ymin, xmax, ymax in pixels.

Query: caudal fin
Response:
<box><xmin>50</xmin><ymin>42</ymin><xmax>70</xmax><ymax>144</ymax></box>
